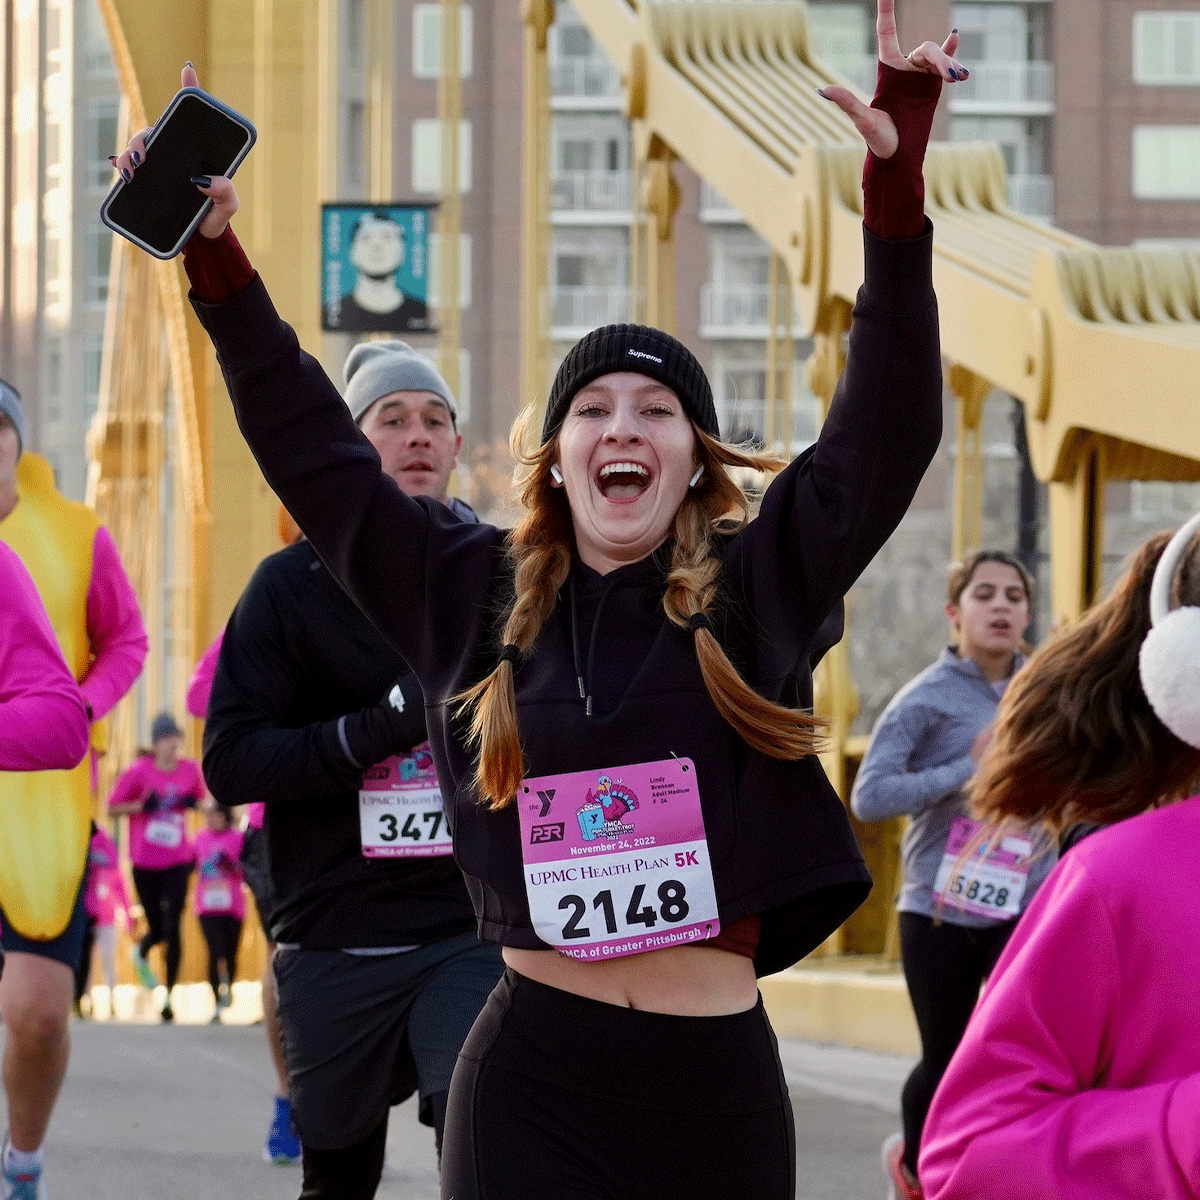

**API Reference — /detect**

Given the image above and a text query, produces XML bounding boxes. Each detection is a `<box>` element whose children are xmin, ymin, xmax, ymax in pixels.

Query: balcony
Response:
<box><xmin>700</xmin><ymin>181</ymin><xmax>744</xmax><ymax>223</ymax></box>
<box><xmin>701</xmin><ymin>283</ymin><xmax>770</xmax><ymax>336</ymax></box>
<box><xmin>551</xmin><ymin>285</ymin><xmax>631</xmax><ymax>337</ymax></box>
<box><xmin>551</xmin><ymin>170</ymin><xmax>632</xmax><ymax>221</ymax></box>
<box><xmin>949</xmin><ymin>61</ymin><xmax>1055</xmax><ymax>114</ymax></box>
<box><xmin>1006</xmin><ymin>173</ymin><xmax>1054</xmax><ymax>221</ymax></box>
<box><xmin>550</xmin><ymin>58</ymin><xmax>623</xmax><ymax>107</ymax></box>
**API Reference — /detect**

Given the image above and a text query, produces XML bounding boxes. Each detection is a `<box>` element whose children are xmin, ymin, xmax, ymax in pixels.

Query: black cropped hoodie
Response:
<box><xmin>192</xmin><ymin>222</ymin><xmax>943</xmax><ymax>978</ymax></box>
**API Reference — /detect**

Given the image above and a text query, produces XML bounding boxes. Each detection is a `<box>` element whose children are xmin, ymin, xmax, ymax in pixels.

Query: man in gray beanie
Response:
<box><xmin>343</xmin><ymin>341</ymin><xmax>474</xmax><ymax>520</ymax></box>
<box><xmin>0</xmin><ymin>381</ymin><xmax>28</xmax><ymax>524</ymax></box>
<box><xmin>202</xmin><ymin>338</ymin><xmax>498</xmax><ymax>1194</ymax></box>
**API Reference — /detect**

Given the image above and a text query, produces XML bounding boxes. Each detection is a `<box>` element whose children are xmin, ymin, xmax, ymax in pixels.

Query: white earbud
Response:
<box><xmin>550</xmin><ymin>464</ymin><xmax>564</xmax><ymax>486</ymax></box>
<box><xmin>689</xmin><ymin>465</ymin><xmax>704</xmax><ymax>488</ymax></box>
<box><xmin>1139</xmin><ymin>508</ymin><xmax>1200</xmax><ymax>749</ymax></box>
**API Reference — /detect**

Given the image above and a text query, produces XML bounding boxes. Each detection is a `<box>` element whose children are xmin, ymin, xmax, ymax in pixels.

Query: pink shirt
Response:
<box><xmin>84</xmin><ymin>826</ymin><xmax>132</xmax><ymax>926</ymax></box>
<box><xmin>186</xmin><ymin>631</ymin><xmax>222</xmax><ymax>718</ymax></box>
<box><xmin>80</xmin><ymin>526</ymin><xmax>148</xmax><ymax>722</ymax></box>
<box><xmin>920</xmin><ymin>796</ymin><xmax>1200</xmax><ymax>1200</ymax></box>
<box><xmin>0</xmin><ymin>541</ymin><xmax>90</xmax><ymax>771</ymax></box>
<box><xmin>193</xmin><ymin>827</ymin><xmax>246</xmax><ymax>918</ymax></box>
<box><xmin>108</xmin><ymin>756</ymin><xmax>204</xmax><ymax>870</ymax></box>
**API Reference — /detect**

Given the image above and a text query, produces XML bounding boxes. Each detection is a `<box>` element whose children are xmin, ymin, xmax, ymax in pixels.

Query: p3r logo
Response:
<box><xmin>530</xmin><ymin>823</ymin><xmax>565</xmax><ymax>844</ymax></box>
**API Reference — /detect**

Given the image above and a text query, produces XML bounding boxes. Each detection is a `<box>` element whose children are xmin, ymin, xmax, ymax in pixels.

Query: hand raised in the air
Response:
<box><xmin>818</xmin><ymin>0</ymin><xmax>967</xmax><ymax>160</ymax></box>
<box><xmin>111</xmin><ymin>63</ymin><xmax>240</xmax><ymax>240</ymax></box>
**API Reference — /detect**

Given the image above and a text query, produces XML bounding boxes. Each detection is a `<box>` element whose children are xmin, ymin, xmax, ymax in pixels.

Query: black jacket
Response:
<box><xmin>202</xmin><ymin>538</ymin><xmax>478</xmax><ymax>949</ymax></box>
<box><xmin>195</xmin><ymin>223</ymin><xmax>943</xmax><ymax>976</ymax></box>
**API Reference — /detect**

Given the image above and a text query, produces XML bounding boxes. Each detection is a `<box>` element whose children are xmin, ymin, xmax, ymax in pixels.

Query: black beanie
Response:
<box><xmin>543</xmin><ymin>324</ymin><xmax>719</xmax><ymax>442</ymax></box>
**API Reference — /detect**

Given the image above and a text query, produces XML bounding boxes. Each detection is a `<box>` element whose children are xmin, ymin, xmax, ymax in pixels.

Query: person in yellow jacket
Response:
<box><xmin>0</xmin><ymin>381</ymin><xmax>146</xmax><ymax>1198</ymax></box>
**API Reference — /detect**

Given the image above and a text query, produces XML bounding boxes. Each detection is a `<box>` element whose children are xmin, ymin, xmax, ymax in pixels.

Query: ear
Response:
<box><xmin>945</xmin><ymin>601</ymin><xmax>960</xmax><ymax>629</ymax></box>
<box><xmin>549</xmin><ymin>464</ymin><xmax>564</xmax><ymax>486</ymax></box>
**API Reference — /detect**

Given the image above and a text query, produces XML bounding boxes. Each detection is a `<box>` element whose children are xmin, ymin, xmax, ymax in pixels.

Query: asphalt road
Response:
<box><xmin>5</xmin><ymin>985</ymin><xmax>912</xmax><ymax>1199</ymax></box>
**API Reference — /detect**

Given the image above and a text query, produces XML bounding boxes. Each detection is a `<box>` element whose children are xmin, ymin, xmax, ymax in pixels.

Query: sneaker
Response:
<box><xmin>262</xmin><ymin>1095</ymin><xmax>301</xmax><ymax>1165</ymax></box>
<box><xmin>2</xmin><ymin>1140</ymin><xmax>47</xmax><ymax>1200</ymax></box>
<box><xmin>882</xmin><ymin>1133</ymin><xmax>923</xmax><ymax>1200</ymax></box>
<box><xmin>160</xmin><ymin>1002</ymin><xmax>174</xmax><ymax>1024</ymax></box>
<box><xmin>217</xmin><ymin>984</ymin><xmax>232</xmax><ymax>1010</ymax></box>
<box><xmin>129</xmin><ymin>945</ymin><xmax>158</xmax><ymax>990</ymax></box>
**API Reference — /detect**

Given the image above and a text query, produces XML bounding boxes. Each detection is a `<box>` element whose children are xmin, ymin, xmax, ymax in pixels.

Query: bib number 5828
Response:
<box><xmin>558</xmin><ymin>879</ymin><xmax>689</xmax><ymax>940</ymax></box>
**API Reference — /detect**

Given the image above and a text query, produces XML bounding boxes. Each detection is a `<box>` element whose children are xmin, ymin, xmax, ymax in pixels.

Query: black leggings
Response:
<box><xmin>441</xmin><ymin>969</ymin><xmax>795</xmax><ymax>1200</ymax></box>
<box><xmin>198</xmin><ymin>913</ymin><xmax>243</xmax><ymax>1001</ymax></box>
<box><xmin>899</xmin><ymin>911</ymin><xmax>1015</xmax><ymax>1178</ymax></box>
<box><xmin>74</xmin><ymin>915</ymin><xmax>97</xmax><ymax>1005</ymax></box>
<box><xmin>299</xmin><ymin>1094</ymin><xmax>449</xmax><ymax>1200</ymax></box>
<box><xmin>132</xmin><ymin>863</ymin><xmax>192</xmax><ymax>989</ymax></box>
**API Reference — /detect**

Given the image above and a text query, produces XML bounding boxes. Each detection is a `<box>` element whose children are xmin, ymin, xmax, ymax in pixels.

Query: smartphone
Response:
<box><xmin>100</xmin><ymin>88</ymin><xmax>257</xmax><ymax>260</ymax></box>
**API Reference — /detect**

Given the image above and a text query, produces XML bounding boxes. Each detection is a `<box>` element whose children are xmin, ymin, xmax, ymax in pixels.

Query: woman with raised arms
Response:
<box><xmin>115</xmin><ymin>4</ymin><xmax>966</xmax><ymax>1194</ymax></box>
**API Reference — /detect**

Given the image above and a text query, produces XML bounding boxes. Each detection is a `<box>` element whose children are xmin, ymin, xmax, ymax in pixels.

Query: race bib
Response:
<box><xmin>144</xmin><ymin>815</ymin><xmax>184</xmax><ymax>849</ymax></box>
<box><xmin>932</xmin><ymin>816</ymin><xmax>1031</xmax><ymax>920</ymax></box>
<box><xmin>518</xmin><ymin>757</ymin><xmax>720</xmax><ymax>962</ymax></box>
<box><xmin>201</xmin><ymin>881</ymin><xmax>234</xmax><ymax>911</ymax></box>
<box><xmin>359</xmin><ymin>744</ymin><xmax>453</xmax><ymax>859</ymax></box>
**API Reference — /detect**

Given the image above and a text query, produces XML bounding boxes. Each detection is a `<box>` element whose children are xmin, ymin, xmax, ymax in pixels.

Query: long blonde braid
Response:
<box><xmin>458</xmin><ymin>417</ymin><xmax>825</xmax><ymax>808</ymax></box>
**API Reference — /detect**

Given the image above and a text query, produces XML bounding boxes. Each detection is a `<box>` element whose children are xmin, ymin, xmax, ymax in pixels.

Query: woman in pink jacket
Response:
<box><xmin>0</xmin><ymin>541</ymin><xmax>89</xmax><ymax>772</ymax></box>
<box><xmin>920</xmin><ymin>518</ymin><xmax>1200</xmax><ymax>1200</ymax></box>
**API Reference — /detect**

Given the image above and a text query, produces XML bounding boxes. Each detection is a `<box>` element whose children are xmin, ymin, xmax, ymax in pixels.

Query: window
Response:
<box><xmin>1134</xmin><ymin>12</ymin><xmax>1200</xmax><ymax>84</ymax></box>
<box><xmin>344</xmin><ymin>101</ymin><xmax>366</xmax><ymax>191</ymax></box>
<box><xmin>1133</xmin><ymin>125</ymin><xmax>1200</xmax><ymax>198</ymax></box>
<box><xmin>411</xmin><ymin>120</ymin><xmax>472</xmax><ymax>193</ymax></box>
<box><xmin>454</xmin><ymin>348</ymin><xmax>470</xmax><ymax>425</ymax></box>
<box><xmin>1132</xmin><ymin>481</ymin><xmax>1200</xmax><ymax>521</ymax></box>
<box><xmin>412</xmin><ymin>4</ymin><xmax>473</xmax><ymax>79</ymax></box>
<box><xmin>427</xmin><ymin>233</ymin><xmax>472</xmax><ymax>309</ymax></box>
<box><xmin>44</xmin><ymin>339</ymin><xmax>63</xmax><ymax>423</ymax></box>
<box><xmin>86</xmin><ymin>226</ymin><xmax>113</xmax><ymax>306</ymax></box>
<box><xmin>84</xmin><ymin>0</ymin><xmax>116</xmax><ymax>76</ymax></box>
<box><xmin>559</xmin><ymin>24</ymin><xmax>593</xmax><ymax>58</ymax></box>
<box><xmin>345</xmin><ymin>0</ymin><xmax>366</xmax><ymax>71</ymax></box>
<box><xmin>43</xmin><ymin>233</ymin><xmax>67</xmax><ymax>310</ymax></box>
<box><xmin>84</xmin><ymin>336</ymin><xmax>105</xmax><ymax>422</ymax></box>
<box><xmin>87</xmin><ymin>98</ymin><xmax>120</xmax><ymax>188</ymax></box>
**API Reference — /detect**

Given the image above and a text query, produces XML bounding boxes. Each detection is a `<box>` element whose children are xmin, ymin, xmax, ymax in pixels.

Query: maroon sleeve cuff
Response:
<box><xmin>862</xmin><ymin>62</ymin><xmax>943</xmax><ymax>240</ymax></box>
<box><xmin>182</xmin><ymin>225</ymin><xmax>256</xmax><ymax>304</ymax></box>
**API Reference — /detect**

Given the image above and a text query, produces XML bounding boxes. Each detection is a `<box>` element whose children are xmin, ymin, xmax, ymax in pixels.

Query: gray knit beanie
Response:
<box><xmin>342</xmin><ymin>341</ymin><xmax>458</xmax><ymax>427</ymax></box>
<box><xmin>0</xmin><ymin>379</ymin><xmax>26</xmax><ymax>456</ymax></box>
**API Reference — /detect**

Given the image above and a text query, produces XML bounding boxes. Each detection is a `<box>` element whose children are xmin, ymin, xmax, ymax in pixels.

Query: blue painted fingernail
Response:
<box><xmin>948</xmin><ymin>68</ymin><xmax>960</xmax><ymax>80</ymax></box>
<box><xmin>131</xmin><ymin>150</ymin><xmax>141</xmax><ymax>166</ymax></box>
<box><xmin>959</xmin><ymin>67</ymin><xmax>970</xmax><ymax>78</ymax></box>
<box><xmin>190</xmin><ymin>174</ymin><xmax>212</xmax><ymax>187</ymax></box>
<box><xmin>120</xmin><ymin>167</ymin><xmax>132</xmax><ymax>181</ymax></box>
<box><xmin>108</xmin><ymin>155</ymin><xmax>117</xmax><ymax>164</ymax></box>
<box><xmin>185</xmin><ymin>60</ymin><xmax>193</xmax><ymax>68</ymax></box>
<box><xmin>952</xmin><ymin>27</ymin><xmax>958</xmax><ymax>33</ymax></box>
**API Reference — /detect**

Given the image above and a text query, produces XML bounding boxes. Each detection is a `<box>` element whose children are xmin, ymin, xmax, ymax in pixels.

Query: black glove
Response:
<box><xmin>141</xmin><ymin>791</ymin><xmax>162</xmax><ymax>814</ymax></box>
<box><xmin>340</xmin><ymin>677</ymin><xmax>428</xmax><ymax>768</ymax></box>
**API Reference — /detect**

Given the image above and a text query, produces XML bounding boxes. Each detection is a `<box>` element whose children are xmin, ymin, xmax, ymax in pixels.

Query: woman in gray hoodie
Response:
<box><xmin>851</xmin><ymin>549</ymin><xmax>1055</xmax><ymax>1200</ymax></box>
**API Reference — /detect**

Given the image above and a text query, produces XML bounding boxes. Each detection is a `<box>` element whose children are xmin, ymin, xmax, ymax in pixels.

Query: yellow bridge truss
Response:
<box><xmin>88</xmin><ymin>0</ymin><xmax>1200</xmax><ymax>966</ymax></box>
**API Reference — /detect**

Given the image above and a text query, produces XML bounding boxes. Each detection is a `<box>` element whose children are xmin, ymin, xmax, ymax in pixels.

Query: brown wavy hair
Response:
<box><xmin>970</xmin><ymin>528</ymin><xmax>1200</xmax><ymax>834</ymax></box>
<box><xmin>455</xmin><ymin>404</ymin><xmax>827</xmax><ymax>808</ymax></box>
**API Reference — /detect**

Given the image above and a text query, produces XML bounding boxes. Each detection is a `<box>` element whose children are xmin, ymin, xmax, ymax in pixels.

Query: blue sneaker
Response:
<box><xmin>262</xmin><ymin>1095</ymin><xmax>300</xmax><ymax>1165</ymax></box>
<box><xmin>2</xmin><ymin>1139</ymin><xmax>47</xmax><ymax>1200</ymax></box>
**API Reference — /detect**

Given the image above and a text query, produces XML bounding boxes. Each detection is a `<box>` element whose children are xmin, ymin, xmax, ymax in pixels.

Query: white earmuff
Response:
<box><xmin>689</xmin><ymin>465</ymin><xmax>704</xmax><ymax>488</ymax></box>
<box><xmin>1138</xmin><ymin>509</ymin><xmax>1200</xmax><ymax>749</ymax></box>
<box><xmin>549</xmin><ymin>464</ymin><xmax>564</xmax><ymax>486</ymax></box>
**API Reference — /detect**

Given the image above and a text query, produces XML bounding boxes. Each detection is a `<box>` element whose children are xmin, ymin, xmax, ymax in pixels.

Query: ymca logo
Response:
<box><xmin>577</xmin><ymin>774</ymin><xmax>639</xmax><ymax>842</ymax></box>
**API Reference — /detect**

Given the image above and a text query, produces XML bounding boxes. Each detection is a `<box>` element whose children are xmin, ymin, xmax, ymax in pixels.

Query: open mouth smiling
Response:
<box><xmin>595</xmin><ymin>461</ymin><xmax>652</xmax><ymax>501</ymax></box>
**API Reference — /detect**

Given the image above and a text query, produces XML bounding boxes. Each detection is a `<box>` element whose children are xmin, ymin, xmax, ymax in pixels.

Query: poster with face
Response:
<box><xmin>321</xmin><ymin>204</ymin><xmax>435</xmax><ymax>334</ymax></box>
